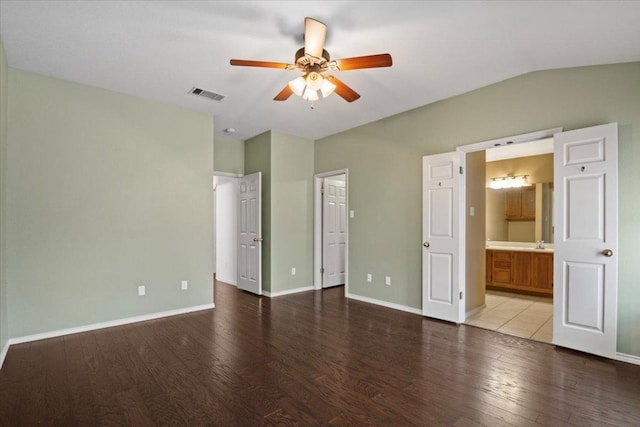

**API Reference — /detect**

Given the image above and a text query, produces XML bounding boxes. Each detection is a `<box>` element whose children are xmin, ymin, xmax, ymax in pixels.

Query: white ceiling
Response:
<box><xmin>1</xmin><ymin>1</ymin><xmax>639</xmax><ymax>141</ymax></box>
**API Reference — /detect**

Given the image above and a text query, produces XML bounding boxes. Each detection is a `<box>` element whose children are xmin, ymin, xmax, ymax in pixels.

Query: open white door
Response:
<box><xmin>237</xmin><ymin>172</ymin><xmax>262</xmax><ymax>295</ymax></box>
<box><xmin>553</xmin><ymin>123</ymin><xmax>618</xmax><ymax>359</ymax></box>
<box><xmin>422</xmin><ymin>152</ymin><xmax>463</xmax><ymax>323</ymax></box>
<box><xmin>322</xmin><ymin>178</ymin><xmax>346</xmax><ymax>288</ymax></box>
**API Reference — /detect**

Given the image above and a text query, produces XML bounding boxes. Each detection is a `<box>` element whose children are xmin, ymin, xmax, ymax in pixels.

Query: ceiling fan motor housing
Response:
<box><xmin>295</xmin><ymin>47</ymin><xmax>330</xmax><ymax>73</ymax></box>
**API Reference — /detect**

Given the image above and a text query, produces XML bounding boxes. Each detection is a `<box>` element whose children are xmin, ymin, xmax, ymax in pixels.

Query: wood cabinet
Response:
<box><xmin>531</xmin><ymin>252</ymin><xmax>554</xmax><ymax>291</ymax></box>
<box><xmin>512</xmin><ymin>252</ymin><xmax>532</xmax><ymax>288</ymax></box>
<box><xmin>486</xmin><ymin>249</ymin><xmax>553</xmax><ymax>296</ymax></box>
<box><xmin>505</xmin><ymin>187</ymin><xmax>536</xmax><ymax>220</ymax></box>
<box><xmin>491</xmin><ymin>251</ymin><xmax>513</xmax><ymax>286</ymax></box>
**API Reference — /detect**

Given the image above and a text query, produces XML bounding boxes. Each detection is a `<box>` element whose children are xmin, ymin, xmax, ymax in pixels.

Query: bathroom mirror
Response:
<box><xmin>485</xmin><ymin>145</ymin><xmax>554</xmax><ymax>244</ymax></box>
<box><xmin>486</xmin><ymin>182</ymin><xmax>553</xmax><ymax>243</ymax></box>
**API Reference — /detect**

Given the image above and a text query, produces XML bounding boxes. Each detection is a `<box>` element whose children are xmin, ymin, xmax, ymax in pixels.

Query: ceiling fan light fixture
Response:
<box><xmin>303</xmin><ymin>89</ymin><xmax>319</xmax><ymax>102</ymax></box>
<box><xmin>288</xmin><ymin>76</ymin><xmax>306</xmax><ymax>96</ymax></box>
<box><xmin>230</xmin><ymin>17</ymin><xmax>393</xmax><ymax>103</ymax></box>
<box><xmin>320</xmin><ymin>78</ymin><xmax>336</xmax><ymax>98</ymax></box>
<box><xmin>305</xmin><ymin>71</ymin><xmax>323</xmax><ymax>91</ymax></box>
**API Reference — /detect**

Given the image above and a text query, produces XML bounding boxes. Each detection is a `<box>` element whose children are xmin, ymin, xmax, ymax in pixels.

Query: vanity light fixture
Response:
<box><xmin>489</xmin><ymin>174</ymin><xmax>530</xmax><ymax>189</ymax></box>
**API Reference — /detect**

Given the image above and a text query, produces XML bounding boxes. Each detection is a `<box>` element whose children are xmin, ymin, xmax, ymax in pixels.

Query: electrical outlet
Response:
<box><xmin>138</xmin><ymin>285</ymin><xmax>145</xmax><ymax>296</ymax></box>
<box><xmin>291</xmin><ymin>267</ymin><xmax>296</xmax><ymax>275</ymax></box>
<box><xmin>367</xmin><ymin>273</ymin><xmax>372</xmax><ymax>283</ymax></box>
<box><xmin>181</xmin><ymin>280</ymin><xmax>188</xmax><ymax>290</ymax></box>
<box><xmin>385</xmin><ymin>276</ymin><xmax>391</xmax><ymax>286</ymax></box>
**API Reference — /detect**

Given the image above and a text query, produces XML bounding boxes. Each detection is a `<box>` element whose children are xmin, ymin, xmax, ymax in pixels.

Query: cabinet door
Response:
<box><xmin>512</xmin><ymin>252</ymin><xmax>532</xmax><ymax>287</ymax></box>
<box><xmin>522</xmin><ymin>187</ymin><xmax>536</xmax><ymax>220</ymax></box>
<box><xmin>505</xmin><ymin>188</ymin><xmax>536</xmax><ymax>220</ymax></box>
<box><xmin>486</xmin><ymin>250</ymin><xmax>493</xmax><ymax>284</ymax></box>
<box><xmin>505</xmin><ymin>190</ymin><xmax>522</xmax><ymax>220</ymax></box>
<box><xmin>532</xmin><ymin>253</ymin><xmax>553</xmax><ymax>291</ymax></box>
<box><xmin>492</xmin><ymin>251</ymin><xmax>513</xmax><ymax>285</ymax></box>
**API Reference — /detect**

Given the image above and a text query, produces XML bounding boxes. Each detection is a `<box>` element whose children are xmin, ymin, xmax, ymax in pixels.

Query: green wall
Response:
<box><xmin>0</xmin><ymin>39</ymin><xmax>8</xmax><ymax>355</ymax></box>
<box><xmin>270</xmin><ymin>131</ymin><xmax>314</xmax><ymax>293</ymax></box>
<box><xmin>214</xmin><ymin>134</ymin><xmax>244</xmax><ymax>175</ymax></box>
<box><xmin>245</xmin><ymin>132</ymin><xmax>271</xmax><ymax>291</ymax></box>
<box><xmin>7</xmin><ymin>69</ymin><xmax>214</xmax><ymax>338</ymax></box>
<box><xmin>315</xmin><ymin>62</ymin><xmax>640</xmax><ymax>357</ymax></box>
<box><xmin>244</xmin><ymin>131</ymin><xmax>314</xmax><ymax>294</ymax></box>
<box><xmin>316</xmin><ymin>133</ymin><xmax>423</xmax><ymax>305</ymax></box>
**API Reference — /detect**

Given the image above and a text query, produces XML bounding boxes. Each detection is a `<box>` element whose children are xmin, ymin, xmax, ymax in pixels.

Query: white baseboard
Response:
<box><xmin>7</xmin><ymin>303</ymin><xmax>215</xmax><ymax>346</ymax></box>
<box><xmin>0</xmin><ymin>341</ymin><xmax>10</xmax><ymax>371</ymax></box>
<box><xmin>346</xmin><ymin>292</ymin><xmax>422</xmax><ymax>315</ymax></box>
<box><xmin>616</xmin><ymin>352</ymin><xmax>640</xmax><ymax>366</ymax></box>
<box><xmin>216</xmin><ymin>278</ymin><xmax>237</xmax><ymax>286</ymax></box>
<box><xmin>466</xmin><ymin>303</ymin><xmax>486</xmax><ymax>318</ymax></box>
<box><xmin>263</xmin><ymin>286</ymin><xmax>314</xmax><ymax>298</ymax></box>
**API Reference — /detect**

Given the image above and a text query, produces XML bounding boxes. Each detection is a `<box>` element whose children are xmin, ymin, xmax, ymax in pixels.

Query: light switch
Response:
<box><xmin>350</xmin><ymin>210</ymin><xmax>355</xmax><ymax>219</ymax></box>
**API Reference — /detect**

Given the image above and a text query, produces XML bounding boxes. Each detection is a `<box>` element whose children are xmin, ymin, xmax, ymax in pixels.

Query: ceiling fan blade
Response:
<box><xmin>325</xmin><ymin>76</ymin><xmax>360</xmax><ymax>102</ymax></box>
<box><xmin>274</xmin><ymin>85</ymin><xmax>294</xmax><ymax>101</ymax></box>
<box><xmin>304</xmin><ymin>17</ymin><xmax>327</xmax><ymax>59</ymax></box>
<box><xmin>332</xmin><ymin>53</ymin><xmax>392</xmax><ymax>71</ymax></box>
<box><xmin>230</xmin><ymin>59</ymin><xmax>291</xmax><ymax>69</ymax></box>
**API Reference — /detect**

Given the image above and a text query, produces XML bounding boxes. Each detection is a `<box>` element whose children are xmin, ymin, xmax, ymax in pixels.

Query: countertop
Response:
<box><xmin>486</xmin><ymin>241</ymin><xmax>554</xmax><ymax>253</ymax></box>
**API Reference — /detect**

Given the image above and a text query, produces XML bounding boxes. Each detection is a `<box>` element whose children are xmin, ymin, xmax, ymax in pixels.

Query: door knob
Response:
<box><xmin>423</xmin><ymin>241</ymin><xmax>430</xmax><ymax>248</ymax></box>
<box><xmin>253</xmin><ymin>237</ymin><xmax>263</xmax><ymax>242</ymax></box>
<box><xmin>601</xmin><ymin>249</ymin><xmax>613</xmax><ymax>257</ymax></box>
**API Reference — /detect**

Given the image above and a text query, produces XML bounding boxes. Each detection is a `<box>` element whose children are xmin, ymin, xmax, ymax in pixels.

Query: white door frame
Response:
<box><xmin>456</xmin><ymin>127</ymin><xmax>563</xmax><ymax>317</ymax></box>
<box><xmin>314</xmin><ymin>169</ymin><xmax>349</xmax><ymax>293</ymax></box>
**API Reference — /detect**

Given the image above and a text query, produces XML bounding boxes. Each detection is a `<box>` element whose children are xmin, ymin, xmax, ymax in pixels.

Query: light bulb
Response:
<box><xmin>489</xmin><ymin>179</ymin><xmax>502</xmax><ymax>189</ymax></box>
<box><xmin>288</xmin><ymin>76</ymin><xmax>306</xmax><ymax>97</ymax></box>
<box><xmin>303</xmin><ymin>89</ymin><xmax>319</xmax><ymax>101</ymax></box>
<box><xmin>320</xmin><ymin>78</ymin><xmax>336</xmax><ymax>98</ymax></box>
<box><xmin>305</xmin><ymin>72</ymin><xmax>323</xmax><ymax>91</ymax></box>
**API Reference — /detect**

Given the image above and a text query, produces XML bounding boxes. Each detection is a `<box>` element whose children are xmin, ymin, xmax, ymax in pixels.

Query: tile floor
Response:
<box><xmin>465</xmin><ymin>290</ymin><xmax>553</xmax><ymax>343</ymax></box>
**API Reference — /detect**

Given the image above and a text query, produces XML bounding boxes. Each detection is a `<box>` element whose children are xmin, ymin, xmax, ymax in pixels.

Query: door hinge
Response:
<box><xmin>459</xmin><ymin>166</ymin><xmax>463</xmax><ymax>175</ymax></box>
<box><xmin>459</xmin><ymin>291</ymin><xmax>463</xmax><ymax>300</ymax></box>
<box><xmin>320</xmin><ymin>267</ymin><xmax>325</xmax><ymax>274</ymax></box>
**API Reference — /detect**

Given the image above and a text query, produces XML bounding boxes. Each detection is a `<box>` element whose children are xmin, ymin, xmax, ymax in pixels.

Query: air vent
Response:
<box><xmin>188</xmin><ymin>87</ymin><xmax>226</xmax><ymax>102</ymax></box>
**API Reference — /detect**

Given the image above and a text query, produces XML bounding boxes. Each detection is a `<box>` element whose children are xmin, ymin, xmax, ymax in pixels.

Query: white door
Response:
<box><xmin>422</xmin><ymin>152</ymin><xmax>462</xmax><ymax>323</ymax></box>
<box><xmin>237</xmin><ymin>172</ymin><xmax>262</xmax><ymax>295</ymax></box>
<box><xmin>322</xmin><ymin>177</ymin><xmax>346</xmax><ymax>288</ymax></box>
<box><xmin>553</xmin><ymin>123</ymin><xmax>618</xmax><ymax>359</ymax></box>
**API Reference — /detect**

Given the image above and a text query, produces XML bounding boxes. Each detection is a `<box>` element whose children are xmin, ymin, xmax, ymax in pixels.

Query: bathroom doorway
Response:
<box><xmin>465</xmin><ymin>139</ymin><xmax>554</xmax><ymax>343</ymax></box>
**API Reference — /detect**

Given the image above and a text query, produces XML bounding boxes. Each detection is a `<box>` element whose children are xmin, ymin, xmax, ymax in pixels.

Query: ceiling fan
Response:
<box><xmin>230</xmin><ymin>17</ymin><xmax>392</xmax><ymax>103</ymax></box>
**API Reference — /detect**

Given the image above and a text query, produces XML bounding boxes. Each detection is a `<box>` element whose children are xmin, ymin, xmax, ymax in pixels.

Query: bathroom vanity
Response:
<box><xmin>486</xmin><ymin>242</ymin><xmax>553</xmax><ymax>296</ymax></box>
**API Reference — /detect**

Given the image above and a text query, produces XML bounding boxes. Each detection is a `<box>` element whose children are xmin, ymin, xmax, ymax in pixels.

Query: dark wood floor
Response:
<box><xmin>1</xmin><ymin>281</ymin><xmax>639</xmax><ymax>426</ymax></box>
